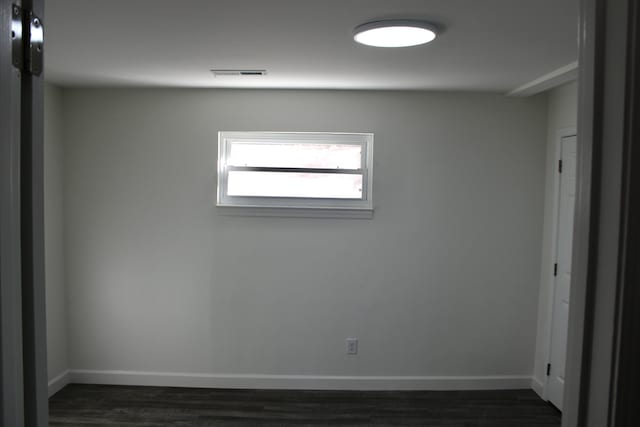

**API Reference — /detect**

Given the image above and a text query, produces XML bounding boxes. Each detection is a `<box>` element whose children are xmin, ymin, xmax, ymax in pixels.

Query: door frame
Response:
<box><xmin>542</xmin><ymin>128</ymin><xmax>577</xmax><ymax>401</ymax></box>
<box><xmin>0</xmin><ymin>0</ymin><xmax>48</xmax><ymax>425</ymax></box>
<box><xmin>20</xmin><ymin>0</ymin><xmax>48</xmax><ymax>421</ymax></box>
<box><xmin>608</xmin><ymin>1</ymin><xmax>640</xmax><ymax>422</ymax></box>
<box><xmin>1</xmin><ymin>1</ymin><xmax>26</xmax><ymax>424</ymax></box>
<box><xmin>563</xmin><ymin>0</ymin><xmax>640</xmax><ymax>425</ymax></box>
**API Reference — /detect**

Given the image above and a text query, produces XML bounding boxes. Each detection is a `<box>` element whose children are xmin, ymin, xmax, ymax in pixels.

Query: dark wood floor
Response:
<box><xmin>49</xmin><ymin>384</ymin><xmax>561</xmax><ymax>426</ymax></box>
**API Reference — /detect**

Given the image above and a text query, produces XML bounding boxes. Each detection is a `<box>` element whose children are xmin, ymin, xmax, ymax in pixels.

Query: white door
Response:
<box><xmin>547</xmin><ymin>134</ymin><xmax>577</xmax><ymax>410</ymax></box>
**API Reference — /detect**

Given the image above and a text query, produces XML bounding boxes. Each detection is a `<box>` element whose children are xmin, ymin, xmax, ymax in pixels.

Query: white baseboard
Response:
<box><xmin>531</xmin><ymin>376</ymin><xmax>546</xmax><ymax>400</ymax></box>
<box><xmin>48</xmin><ymin>370</ymin><xmax>71</xmax><ymax>397</ymax></box>
<box><xmin>68</xmin><ymin>370</ymin><xmax>532</xmax><ymax>391</ymax></box>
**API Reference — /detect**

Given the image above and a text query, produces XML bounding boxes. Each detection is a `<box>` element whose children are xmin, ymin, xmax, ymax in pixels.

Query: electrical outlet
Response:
<box><xmin>346</xmin><ymin>338</ymin><xmax>358</xmax><ymax>355</ymax></box>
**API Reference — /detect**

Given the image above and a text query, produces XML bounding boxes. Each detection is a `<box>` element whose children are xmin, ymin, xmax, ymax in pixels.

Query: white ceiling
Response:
<box><xmin>45</xmin><ymin>0</ymin><xmax>579</xmax><ymax>92</ymax></box>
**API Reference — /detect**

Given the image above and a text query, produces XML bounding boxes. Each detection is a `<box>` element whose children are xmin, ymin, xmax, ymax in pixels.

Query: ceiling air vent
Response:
<box><xmin>211</xmin><ymin>69</ymin><xmax>267</xmax><ymax>77</ymax></box>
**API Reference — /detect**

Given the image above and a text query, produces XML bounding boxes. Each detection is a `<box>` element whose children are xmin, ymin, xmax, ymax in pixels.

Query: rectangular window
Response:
<box><xmin>217</xmin><ymin>132</ymin><xmax>373</xmax><ymax>217</ymax></box>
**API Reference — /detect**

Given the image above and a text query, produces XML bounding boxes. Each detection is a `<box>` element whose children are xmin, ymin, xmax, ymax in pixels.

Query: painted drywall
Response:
<box><xmin>532</xmin><ymin>81</ymin><xmax>578</xmax><ymax>395</ymax></box>
<box><xmin>44</xmin><ymin>83</ymin><xmax>68</xmax><ymax>386</ymax></box>
<box><xmin>62</xmin><ymin>88</ymin><xmax>547</xmax><ymax>386</ymax></box>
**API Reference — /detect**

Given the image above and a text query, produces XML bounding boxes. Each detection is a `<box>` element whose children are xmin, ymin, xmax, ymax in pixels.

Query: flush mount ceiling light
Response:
<box><xmin>353</xmin><ymin>20</ymin><xmax>438</xmax><ymax>48</ymax></box>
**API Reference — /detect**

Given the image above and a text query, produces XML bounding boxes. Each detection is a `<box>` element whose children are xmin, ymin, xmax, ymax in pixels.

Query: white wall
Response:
<box><xmin>532</xmin><ymin>81</ymin><xmax>578</xmax><ymax>395</ymax></box>
<box><xmin>62</xmin><ymin>88</ymin><xmax>547</xmax><ymax>388</ymax></box>
<box><xmin>44</xmin><ymin>83</ymin><xmax>69</xmax><ymax>392</ymax></box>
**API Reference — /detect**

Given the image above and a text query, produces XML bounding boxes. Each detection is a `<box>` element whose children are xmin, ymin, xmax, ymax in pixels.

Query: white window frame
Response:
<box><xmin>217</xmin><ymin>132</ymin><xmax>374</xmax><ymax>218</ymax></box>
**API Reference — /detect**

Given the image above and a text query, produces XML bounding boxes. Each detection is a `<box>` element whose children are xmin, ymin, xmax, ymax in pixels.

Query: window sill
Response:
<box><xmin>216</xmin><ymin>205</ymin><xmax>374</xmax><ymax>219</ymax></box>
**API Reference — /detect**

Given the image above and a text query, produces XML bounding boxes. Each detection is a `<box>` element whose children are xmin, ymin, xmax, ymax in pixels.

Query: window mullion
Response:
<box><xmin>226</xmin><ymin>166</ymin><xmax>364</xmax><ymax>175</ymax></box>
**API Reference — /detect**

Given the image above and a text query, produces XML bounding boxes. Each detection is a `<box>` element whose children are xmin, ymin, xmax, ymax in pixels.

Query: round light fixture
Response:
<box><xmin>353</xmin><ymin>20</ymin><xmax>438</xmax><ymax>48</ymax></box>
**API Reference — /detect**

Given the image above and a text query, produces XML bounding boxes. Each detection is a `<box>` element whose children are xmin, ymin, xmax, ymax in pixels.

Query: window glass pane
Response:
<box><xmin>227</xmin><ymin>171</ymin><xmax>363</xmax><ymax>199</ymax></box>
<box><xmin>228</xmin><ymin>142</ymin><xmax>362</xmax><ymax>169</ymax></box>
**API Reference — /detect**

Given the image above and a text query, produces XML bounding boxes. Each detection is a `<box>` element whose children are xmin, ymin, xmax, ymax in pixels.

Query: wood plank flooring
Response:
<box><xmin>49</xmin><ymin>384</ymin><xmax>561</xmax><ymax>426</ymax></box>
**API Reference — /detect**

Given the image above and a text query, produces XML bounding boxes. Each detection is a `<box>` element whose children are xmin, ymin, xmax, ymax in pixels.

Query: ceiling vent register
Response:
<box><xmin>211</xmin><ymin>69</ymin><xmax>267</xmax><ymax>77</ymax></box>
